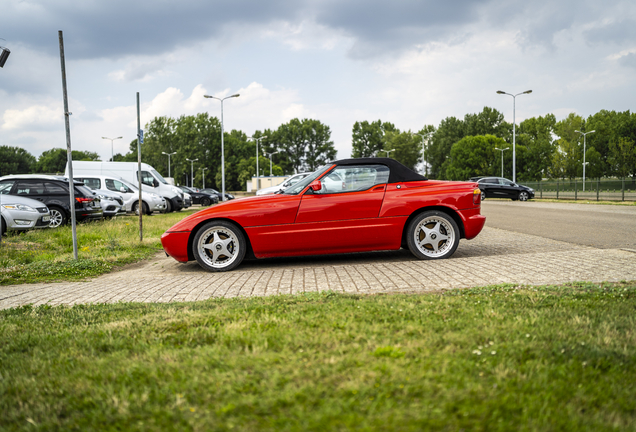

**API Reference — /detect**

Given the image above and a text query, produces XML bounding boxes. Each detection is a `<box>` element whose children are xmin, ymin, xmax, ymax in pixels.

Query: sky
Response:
<box><xmin>0</xmin><ymin>0</ymin><xmax>635</xmax><ymax>163</ymax></box>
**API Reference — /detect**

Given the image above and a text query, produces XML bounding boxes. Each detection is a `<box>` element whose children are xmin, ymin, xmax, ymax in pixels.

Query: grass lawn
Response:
<box><xmin>1</xmin><ymin>283</ymin><xmax>635</xmax><ymax>431</ymax></box>
<box><xmin>0</xmin><ymin>209</ymin><xmax>199</xmax><ymax>285</ymax></box>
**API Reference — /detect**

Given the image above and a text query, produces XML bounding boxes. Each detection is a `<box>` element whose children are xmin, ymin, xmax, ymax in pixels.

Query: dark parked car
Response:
<box><xmin>177</xmin><ymin>186</ymin><xmax>219</xmax><ymax>206</ymax></box>
<box><xmin>472</xmin><ymin>177</ymin><xmax>535</xmax><ymax>201</ymax></box>
<box><xmin>0</xmin><ymin>175</ymin><xmax>103</xmax><ymax>227</ymax></box>
<box><xmin>199</xmin><ymin>188</ymin><xmax>234</xmax><ymax>201</ymax></box>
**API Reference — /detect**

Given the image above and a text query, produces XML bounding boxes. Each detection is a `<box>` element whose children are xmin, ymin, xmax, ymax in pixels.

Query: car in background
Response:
<box><xmin>75</xmin><ymin>175</ymin><xmax>167</xmax><ymax>215</ymax></box>
<box><xmin>183</xmin><ymin>193</ymin><xmax>192</xmax><ymax>209</ymax></box>
<box><xmin>177</xmin><ymin>186</ymin><xmax>219</xmax><ymax>206</ymax></box>
<box><xmin>161</xmin><ymin>157</ymin><xmax>485</xmax><ymax>272</ymax></box>
<box><xmin>91</xmin><ymin>189</ymin><xmax>126</xmax><ymax>218</ymax></box>
<box><xmin>255</xmin><ymin>173</ymin><xmax>310</xmax><ymax>196</ymax></box>
<box><xmin>472</xmin><ymin>177</ymin><xmax>535</xmax><ymax>201</ymax></box>
<box><xmin>199</xmin><ymin>188</ymin><xmax>234</xmax><ymax>201</ymax></box>
<box><xmin>0</xmin><ymin>174</ymin><xmax>102</xmax><ymax>227</ymax></box>
<box><xmin>0</xmin><ymin>194</ymin><xmax>51</xmax><ymax>234</ymax></box>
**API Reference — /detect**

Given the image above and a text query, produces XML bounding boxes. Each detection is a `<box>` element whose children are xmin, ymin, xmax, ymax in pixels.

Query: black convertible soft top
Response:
<box><xmin>332</xmin><ymin>157</ymin><xmax>427</xmax><ymax>183</ymax></box>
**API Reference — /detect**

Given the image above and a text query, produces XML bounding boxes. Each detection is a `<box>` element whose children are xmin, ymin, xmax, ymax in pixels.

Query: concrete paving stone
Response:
<box><xmin>1</xmin><ymin>227</ymin><xmax>635</xmax><ymax>310</ymax></box>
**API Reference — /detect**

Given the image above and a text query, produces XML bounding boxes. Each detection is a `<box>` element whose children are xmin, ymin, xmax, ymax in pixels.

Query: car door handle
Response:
<box><xmin>373</xmin><ymin>185</ymin><xmax>385</xmax><ymax>191</ymax></box>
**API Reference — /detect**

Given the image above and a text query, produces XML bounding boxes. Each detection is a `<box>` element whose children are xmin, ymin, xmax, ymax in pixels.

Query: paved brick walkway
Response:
<box><xmin>1</xmin><ymin>227</ymin><xmax>636</xmax><ymax>309</ymax></box>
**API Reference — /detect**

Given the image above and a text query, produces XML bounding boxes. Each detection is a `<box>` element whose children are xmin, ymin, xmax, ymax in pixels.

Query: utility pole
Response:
<box><xmin>59</xmin><ymin>30</ymin><xmax>78</xmax><ymax>259</ymax></box>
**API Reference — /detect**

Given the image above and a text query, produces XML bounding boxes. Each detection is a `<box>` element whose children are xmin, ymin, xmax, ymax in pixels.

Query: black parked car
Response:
<box><xmin>471</xmin><ymin>177</ymin><xmax>535</xmax><ymax>201</ymax></box>
<box><xmin>199</xmin><ymin>188</ymin><xmax>234</xmax><ymax>201</ymax></box>
<box><xmin>0</xmin><ymin>175</ymin><xmax>103</xmax><ymax>227</ymax></box>
<box><xmin>177</xmin><ymin>186</ymin><xmax>219</xmax><ymax>206</ymax></box>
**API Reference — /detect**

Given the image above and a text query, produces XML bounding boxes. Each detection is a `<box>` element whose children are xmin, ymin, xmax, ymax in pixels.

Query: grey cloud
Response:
<box><xmin>583</xmin><ymin>19</ymin><xmax>636</xmax><ymax>45</ymax></box>
<box><xmin>618</xmin><ymin>52</ymin><xmax>636</xmax><ymax>69</ymax></box>
<box><xmin>1</xmin><ymin>0</ymin><xmax>633</xmax><ymax>62</ymax></box>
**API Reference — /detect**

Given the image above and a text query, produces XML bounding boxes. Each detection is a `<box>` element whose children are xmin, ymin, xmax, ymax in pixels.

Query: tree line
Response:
<box><xmin>1</xmin><ymin>108</ymin><xmax>634</xmax><ymax>190</ymax></box>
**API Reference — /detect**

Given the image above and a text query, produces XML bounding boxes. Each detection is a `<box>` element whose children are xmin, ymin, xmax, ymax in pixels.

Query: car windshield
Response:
<box><xmin>282</xmin><ymin>165</ymin><xmax>333</xmax><ymax>195</ymax></box>
<box><xmin>151</xmin><ymin>169</ymin><xmax>169</xmax><ymax>185</ymax></box>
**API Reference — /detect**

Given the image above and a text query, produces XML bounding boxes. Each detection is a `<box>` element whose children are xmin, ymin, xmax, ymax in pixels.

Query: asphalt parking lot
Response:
<box><xmin>2</xmin><ymin>200</ymin><xmax>636</xmax><ymax>309</ymax></box>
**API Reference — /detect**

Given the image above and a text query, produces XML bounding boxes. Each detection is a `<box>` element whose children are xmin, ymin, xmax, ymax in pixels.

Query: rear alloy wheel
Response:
<box><xmin>49</xmin><ymin>207</ymin><xmax>67</xmax><ymax>228</ymax></box>
<box><xmin>193</xmin><ymin>221</ymin><xmax>246</xmax><ymax>272</ymax></box>
<box><xmin>201</xmin><ymin>197</ymin><xmax>212</xmax><ymax>207</ymax></box>
<box><xmin>518</xmin><ymin>191</ymin><xmax>529</xmax><ymax>201</ymax></box>
<box><xmin>406</xmin><ymin>211</ymin><xmax>460</xmax><ymax>260</ymax></box>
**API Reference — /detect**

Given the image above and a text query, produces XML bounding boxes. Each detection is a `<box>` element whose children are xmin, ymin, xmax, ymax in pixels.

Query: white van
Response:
<box><xmin>75</xmin><ymin>175</ymin><xmax>166</xmax><ymax>215</ymax></box>
<box><xmin>67</xmin><ymin>161</ymin><xmax>184</xmax><ymax>212</ymax></box>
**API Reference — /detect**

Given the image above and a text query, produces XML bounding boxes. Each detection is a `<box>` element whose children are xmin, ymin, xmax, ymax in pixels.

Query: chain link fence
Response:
<box><xmin>522</xmin><ymin>178</ymin><xmax>636</xmax><ymax>201</ymax></box>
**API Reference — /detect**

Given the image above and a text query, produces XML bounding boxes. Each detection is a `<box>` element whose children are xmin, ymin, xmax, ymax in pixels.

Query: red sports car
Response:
<box><xmin>161</xmin><ymin>158</ymin><xmax>486</xmax><ymax>272</ymax></box>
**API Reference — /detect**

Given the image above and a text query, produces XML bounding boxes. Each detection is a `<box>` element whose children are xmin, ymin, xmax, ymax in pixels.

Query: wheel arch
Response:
<box><xmin>400</xmin><ymin>205</ymin><xmax>466</xmax><ymax>248</ymax></box>
<box><xmin>186</xmin><ymin>217</ymin><xmax>255</xmax><ymax>261</ymax></box>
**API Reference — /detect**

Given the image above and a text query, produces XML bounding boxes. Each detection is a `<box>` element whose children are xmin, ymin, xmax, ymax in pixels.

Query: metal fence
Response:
<box><xmin>522</xmin><ymin>178</ymin><xmax>636</xmax><ymax>202</ymax></box>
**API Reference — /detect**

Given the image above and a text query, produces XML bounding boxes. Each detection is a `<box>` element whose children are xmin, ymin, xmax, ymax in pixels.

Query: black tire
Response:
<box><xmin>406</xmin><ymin>210</ymin><xmax>460</xmax><ymax>260</ymax></box>
<box><xmin>133</xmin><ymin>201</ymin><xmax>151</xmax><ymax>215</ymax></box>
<box><xmin>201</xmin><ymin>197</ymin><xmax>212</xmax><ymax>207</ymax></box>
<box><xmin>481</xmin><ymin>190</ymin><xmax>486</xmax><ymax>201</ymax></box>
<box><xmin>193</xmin><ymin>220</ymin><xmax>246</xmax><ymax>272</ymax></box>
<box><xmin>1</xmin><ymin>216</ymin><xmax>6</xmax><ymax>235</ymax></box>
<box><xmin>49</xmin><ymin>206</ymin><xmax>67</xmax><ymax>228</ymax></box>
<box><xmin>165</xmin><ymin>199</ymin><xmax>173</xmax><ymax>213</ymax></box>
<box><xmin>518</xmin><ymin>191</ymin><xmax>529</xmax><ymax>201</ymax></box>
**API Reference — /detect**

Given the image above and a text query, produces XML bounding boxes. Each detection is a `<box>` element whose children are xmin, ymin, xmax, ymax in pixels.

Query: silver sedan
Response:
<box><xmin>0</xmin><ymin>194</ymin><xmax>51</xmax><ymax>234</ymax></box>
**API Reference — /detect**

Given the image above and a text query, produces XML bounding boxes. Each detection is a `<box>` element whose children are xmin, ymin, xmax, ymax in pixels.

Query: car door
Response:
<box><xmin>498</xmin><ymin>178</ymin><xmax>517</xmax><ymax>198</ymax></box>
<box><xmin>14</xmin><ymin>180</ymin><xmax>48</xmax><ymax>204</ymax></box>
<box><xmin>291</xmin><ymin>164</ymin><xmax>392</xmax><ymax>254</ymax></box>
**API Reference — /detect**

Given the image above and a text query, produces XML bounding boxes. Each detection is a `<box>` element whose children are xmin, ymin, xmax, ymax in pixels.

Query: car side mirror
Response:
<box><xmin>120</xmin><ymin>187</ymin><xmax>126</xmax><ymax>192</ymax></box>
<box><xmin>309</xmin><ymin>180</ymin><xmax>322</xmax><ymax>192</ymax></box>
<box><xmin>154</xmin><ymin>179</ymin><xmax>159</xmax><ymax>187</ymax></box>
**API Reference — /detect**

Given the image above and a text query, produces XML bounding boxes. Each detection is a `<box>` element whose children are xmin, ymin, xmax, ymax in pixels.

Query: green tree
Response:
<box><xmin>608</xmin><ymin>137</ymin><xmax>636</xmax><ymax>180</ymax></box>
<box><xmin>384</xmin><ymin>131</ymin><xmax>421</xmax><ymax>170</ymax></box>
<box><xmin>351</xmin><ymin>120</ymin><xmax>385</xmax><ymax>158</ymax></box>
<box><xmin>427</xmin><ymin>116</ymin><xmax>465</xmax><ymax>179</ymax></box>
<box><xmin>276</xmin><ymin>118</ymin><xmax>336</xmax><ymax>173</ymax></box>
<box><xmin>36</xmin><ymin>148</ymin><xmax>100</xmax><ymax>174</ymax></box>
<box><xmin>584</xmin><ymin>147</ymin><xmax>604</xmax><ymax>180</ymax></box>
<box><xmin>516</xmin><ymin>114</ymin><xmax>557</xmax><ymax>180</ymax></box>
<box><xmin>444</xmin><ymin>135</ymin><xmax>508</xmax><ymax>180</ymax></box>
<box><xmin>0</xmin><ymin>146</ymin><xmax>36</xmax><ymax>176</ymax></box>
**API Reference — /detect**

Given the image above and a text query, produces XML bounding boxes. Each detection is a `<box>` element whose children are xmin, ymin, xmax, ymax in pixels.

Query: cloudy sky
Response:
<box><xmin>1</xmin><ymin>0</ymin><xmax>634</xmax><ymax>162</ymax></box>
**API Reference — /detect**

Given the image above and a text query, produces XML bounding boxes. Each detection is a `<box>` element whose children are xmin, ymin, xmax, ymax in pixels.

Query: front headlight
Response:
<box><xmin>2</xmin><ymin>204</ymin><xmax>36</xmax><ymax>212</ymax></box>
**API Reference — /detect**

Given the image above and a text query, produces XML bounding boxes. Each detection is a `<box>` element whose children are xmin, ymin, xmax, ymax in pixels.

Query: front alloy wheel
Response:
<box><xmin>193</xmin><ymin>221</ymin><xmax>246</xmax><ymax>272</ymax></box>
<box><xmin>518</xmin><ymin>191</ymin><xmax>529</xmax><ymax>201</ymax></box>
<box><xmin>406</xmin><ymin>211</ymin><xmax>460</xmax><ymax>260</ymax></box>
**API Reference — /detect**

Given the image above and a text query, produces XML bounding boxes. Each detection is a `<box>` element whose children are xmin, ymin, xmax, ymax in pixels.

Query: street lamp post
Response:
<box><xmin>162</xmin><ymin>151</ymin><xmax>177</xmax><ymax>178</ymax></box>
<box><xmin>494</xmin><ymin>147</ymin><xmax>509</xmax><ymax>178</ymax></box>
<box><xmin>575</xmin><ymin>130</ymin><xmax>595</xmax><ymax>191</ymax></box>
<box><xmin>204</xmin><ymin>93</ymin><xmax>240</xmax><ymax>201</ymax></box>
<box><xmin>202</xmin><ymin>167</ymin><xmax>208</xmax><ymax>189</ymax></box>
<box><xmin>249</xmin><ymin>135</ymin><xmax>268</xmax><ymax>191</ymax></box>
<box><xmin>265</xmin><ymin>151</ymin><xmax>279</xmax><ymax>176</ymax></box>
<box><xmin>414</xmin><ymin>132</ymin><xmax>433</xmax><ymax>176</ymax></box>
<box><xmin>186</xmin><ymin>158</ymin><xmax>198</xmax><ymax>188</ymax></box>
<box><xmin>497</xmin><ymin>90</ymin><xmax>532</xmax><ymax>183</ymax></box>
<box><xmin>102</xmin><ymin>136</ymin><xmax>122</xmax><ymax>162</ymax></box>
<box><xmin>378</xmin><ymin>149</ymin><xmax>395</xmax><ymax>158</ymax></box>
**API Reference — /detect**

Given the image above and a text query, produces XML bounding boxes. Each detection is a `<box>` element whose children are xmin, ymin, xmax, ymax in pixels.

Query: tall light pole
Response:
<box><xmin>495</xmin><ymin>147</ymin><xmax>509</xmax><ymax>178</ymax></box>
<box><xmin>575</xmin><ymin>130</ymin><xmax>595</xmax><ymax>191</ymax></box>
<box><xmin>265</xmin><ymin>151</ymin><xmax>279</xmax><ymax>176</ymax></box>
<box><xmin>102</xmin><ymin>136</ymin><xmax>122</xmax><ymax>162</ymax></box>
<box><xmin>162</xmin><ymin>151</ymin><xmax>177</xmax><ymax>178</ymax></box>
<box><xmin>249</xmin><ymin>135</ymin><xmax>268</xmax><ymax>191</ymax></box>
<box><xmin>497</xmin><ymin>90</ymin><xmax>532</xmax><ymax>183</ymax></box>
<box><xmin>186</xmin><ymin>158</ymin><xmax>198</xmax><ymax>188</ymax></box>
<box><xmin>413</xmin><ymin>132</ymin><xmax>433</xmax><ymax>176</ymax></box>
<box><xmin>204</xmin><ymin>93</ymin><xmax>240</xmax><ymax>201</ymax></box>
<box><xmin>202</xmin><ymin>167</ymin><xmax>208</xmax><ymax>189</ymax></box>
